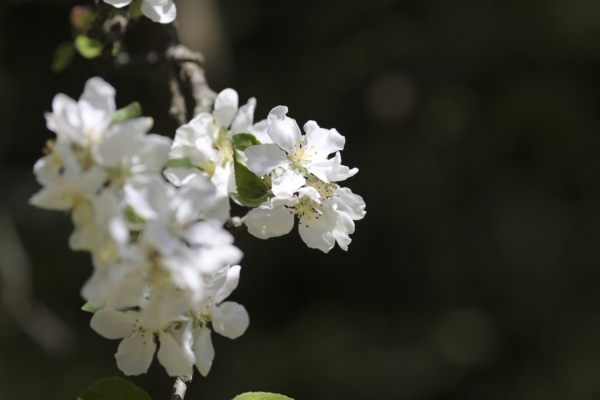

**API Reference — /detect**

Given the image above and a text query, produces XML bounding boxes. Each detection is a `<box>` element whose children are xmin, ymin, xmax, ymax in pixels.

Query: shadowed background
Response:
<box><xmin>1</xmin><ymin>0</ymin><xmax>600</xmax><ymax>399</ymax></box>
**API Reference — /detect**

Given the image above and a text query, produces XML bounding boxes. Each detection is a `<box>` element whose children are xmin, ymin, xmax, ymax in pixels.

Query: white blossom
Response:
<box><xmin>163</xmin><ymin>88</ymin><xmax>265</xmax><ymax>222</ymax></box>
<box><xmin>103</xmin><ymin>0</ymin><xmax>176</xmax><ymax>24</ymax></box>
<box><xmin>244</xmin><ymin>106</ymin><xmax>357</xmax><ymax>182</ymax></box>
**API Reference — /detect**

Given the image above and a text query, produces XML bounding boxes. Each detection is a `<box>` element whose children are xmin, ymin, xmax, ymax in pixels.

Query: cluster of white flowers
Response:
<box><xmin>31</xmin><ymin>77</ymin><xmax>248</xmax><ymax>376</ymax></box>
<box><xmin>104</xmin><ymin>0</ymin><xmax>176</xmax><ymax>24</ymax></box>
<box><xmin>31</xmin><ymin>76</ymin><xmax>365</xmax><ymax>378</ymax></box>
<box><xmin>243</xmin><ymin>106</ymin><xmax>366</xmax><ymax>253</ymax></box>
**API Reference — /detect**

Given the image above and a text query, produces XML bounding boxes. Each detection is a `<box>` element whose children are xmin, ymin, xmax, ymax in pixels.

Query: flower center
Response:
<box><xmin>292</xmin><ymin>197</ymin><xmax>322</xmax><ymax>221</ymax></box>
<box><xmin>310</xmin><ymin>180</ymin><xmax>338</xmax><ymax>201</ymax></box>
<box><xmin>287</xmin><ymin>139</ymin><xmax>315</xmax><ymax>170</ymax></box>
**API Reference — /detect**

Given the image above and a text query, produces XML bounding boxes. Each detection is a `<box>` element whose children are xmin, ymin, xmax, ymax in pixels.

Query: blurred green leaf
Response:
<box><xmin>78</xmin><ymin>377</ymin><xmax>151</xmax><ymax>400</ymax></box>
<box><xmin>233</xmin><ymin>158</ymin><xmax>272</xmax><ymax>207</ymax></box>
<box><xmin>112</xmin><ymin>101</ymin><xmax>143</xmax><ymax>124</ymax></box>
<box><xmin>231</xmin><ymin>133</ymin><xmax>262</xmax><ymax>151</ymax></box>
<box><xmin>129</xmin><ymin>0</ymin><xmax>144</xmax><ymax>18</ymax></box>
<box><xmin>81</xmin><ymin>302</ymin><xmax>102</xmax><ymax>313</ymax></box>
<box><xmin>51</xmin><ymin>41</ymin><xmax>75</xmax><ymax>73</ymax></box>
<box><xmin>75</xmin><ymin>35</ymin><xmax>103</xmax><ymax>59</ymax></box>
<box><xmin>233</xmin><ymin>393</ymin><xmax>293</xmax><ymax>400</ymax></box>
<box><xmin>164</xmin><ymin>157</ymin><xmax>195</xmax><ymax>169</ymax></box>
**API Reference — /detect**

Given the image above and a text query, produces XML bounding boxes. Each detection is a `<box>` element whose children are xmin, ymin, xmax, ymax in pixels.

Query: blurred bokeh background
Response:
<box><xmin>2</xmin><ymin>0</ymin><xmax>600</xmax><ymax>399</ymax></box>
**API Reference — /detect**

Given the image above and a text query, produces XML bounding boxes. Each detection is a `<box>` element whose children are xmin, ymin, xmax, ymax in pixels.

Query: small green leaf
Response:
<box><xmin>129</xmin><ymin>0</ymin><xmax>144</xmax><ymax>18</ymax></box>
<box><xmin>164</xmin><ymin>158</ymin><xmax>195</xmax><ymax>169</ymax></box>
<box><xmin>124</xmin><ymin>205</ymin><xmax>145</xmax><ymax>231</ymax></box>
<box><xmin>112</xmin><ymin>41</ymin><xmax>121</xmax><ymax>57</ymax></box>
<box><xmin>78</xmin><ymin>377</ymin><xmax>151</xmax><ymax>400</ymax></box>
<box><xmin>233</xmin><ymin>393</ymin><xmax>293</xmax><ymax>400</ymax></box>
<box><xmin>75</xmin><ymin>35</ymin><xmax>103</xmax><ymax>59</ymax></box>
<box><xmin>112</xmin><ymin>102</ymin><xmax>143</xmax><ymax>124</ymax></box>
<box><xmin>81</xmin><ymin>302</ymin><xmax>103</xmax><ymax>313</ymax></box>
<box><xmin>233</xmin><ymin>159</ymin><xmax>272</xmax><ymax>207</ymax></box>
<box><xmin>231</xmin><ymin>133</ymin><xmax>261</xmax><ymax>152</ymax></box>
<box><xmin>51</xmin><ymin>41</ymin><xmax>75</xmax><ymax>73</ymax></box>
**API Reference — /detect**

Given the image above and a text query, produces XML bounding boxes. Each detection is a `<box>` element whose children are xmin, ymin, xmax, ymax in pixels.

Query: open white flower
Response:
<box><xmin>45</xmin><ymin>77</ymin><xmax>116</xmax><ymax>146</ymax></box>
<box><xmin>191</xmin><ymin>265</ymin><xmax>249</xmax><ymax>376</ymax></box>
<box><xmin>245</xmin><ymin>170</ymin><xmax>366</xmax><ymax>253</ymax></box>
<box><xmin>244</xmin><ymin>106</ymin><xmax>357</xmax><ymax>182</ymax></box>
<box><xmin>91</xmin><ymin>304</ymin><xmax>194</xmax><ymax>376</ymax></box>
<box><xmin>30</xmin><ymin>139</ymin><xmax>106</xmax><ymax>211</ymax></box>
<box><xmin>103</xmin><ymin>0</ymin><xmax>176</xmax><ymax>24</ymax></box>
<box><xmin>164</xmin><ymin>88</ymin><xmax>264</xmax><ymax>222</ymax></box>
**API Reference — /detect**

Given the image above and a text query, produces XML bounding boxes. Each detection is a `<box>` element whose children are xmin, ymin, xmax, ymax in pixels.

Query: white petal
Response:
<box><xmin>212</xmin><ymin>302</ymin><xmax>249</xmax><ymax>339</ymax></box>
<box><xmin>193</xmin><ymin>245</ymin><xmax>243</xmax><ymax>275</ymax></box>
<box><xmin>141</xmin><ymin>0</ymin><xmax>176</xmax><ymax>23</ymax></box>
<box><xmin>244</xmin><ymin>144</ymin><xmax>288</xmax><ymax>176</ymax></box>
<box><xmin>193</xmin><ymin>326</ymin><xmax>214</xmax><ymax>377</ymax></box>
<box><xmin>174</xmin><ymin>175</ymin><xmax>218</xmax><ymax>223</ymax></box>
<box><xmin>271</xmin><ymin>170</ymin><xmax>306</xmax><ymax>199</ymax></box>
<box><xmin>46</xmin><ymin>94</ymin><xmax>83</xmax><ymax>144</ymax></box>
<box><xmin>245</xmin><ymin>204</ymin><xmax>294</xmax><ymax>239</ymax></box>
<box><xmin>164</xmin><ymin>167</ymin><xmax>199</xmax><ymax>187</ymax></box>
<box><xmin>213</xmin><ymin>88</ymin><xmax>239</xmax><ymax>128</ymax></box>
<box><xmin>133</xmin><ymin>133</ymin><xmax>172</xmax><ymax>174</ymax></box>
<box><xmin>94</xmin><ymin>120</ymin><xmax>145</xmax><ymax>167</ymax></box>
<box><xmin>79</xmin><ymin>77</ymin><xmax>116</xmax><ymax>137</ymax></box>
<box><xmin>103</xmin><ymin>0</ymin><xmax>132</xmax><ymax>8</ymax></box>
<box><xmin>331</xmin><ymin>211</ymin><xmax>355</xmax><ymax>251</ymax></box>
<box><xmin>116</xmin><ymin>332</ymin><xmax>157</xmax><ymax>375</ymax></box>
<box><xmin>306</xmin><ymin>157</ymin><xmax>338</xmax><ymax>183</ymax></box>
<box><xmin>249</xmin><ymin>119</ymin><xmax>273</xmax><ymax>144</ymax></box>
<box><xmin>267</xmin><ymin>106</ymin><xmax>302</xmax><ymax>151</ymax></box>
<box><xmin>304</xmin><ymin>124</ymin><xmax>345</xmax><ymax>157</ymax></box>
<box><xmin>203</xmin><ymin>196</ymin><xmax>231</xmax><ymax>224</ymax></box>
<box><xmin>335</xmin><ymin>187</ymin><xmax>366</xmax><ymax>220</ymax></box>
<box><xmin>91</xmin><ymin>308</ymin><xmax>138</xmax><ymax>339</ymax></box>
<box><xmin>157</xmin><ymin>331</ymin><xmax>195</xmax><ymax>376</ymax></box>
<box><xmin>184</xmin><ymin>219</ymin><xmax>233</xmax><ymax>247</ymax></box>
<box><xmin>230</xmin><ymin>97</ymin><xmax>256</xmax><ymax>134</ymax></box>
<box><xmin>297</xmin><ymin>186</ymin><xmax>320</xmax><ymax>201</ymax></box>
<box><xmin>141</xmin><ymin>220</ymin><xmax>181</xmax><ymax>255</ymax></box>
<box><xmin>215</xmin><ymin>265</ymin><xmax>241</xmax><ymax>304</ymax></box>
<box><xmin>298</xmin><ymin>211</ymin><xmax>337</xmax><ymax>253</ymax></box>
<box><xmin>327</xmin><ymin>152</ymin><xmax>358</xmax><ymax>182</ymax></box>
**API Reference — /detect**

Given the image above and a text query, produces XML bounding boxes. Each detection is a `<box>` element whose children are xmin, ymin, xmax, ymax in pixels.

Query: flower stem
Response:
<box><xmin>170</xmin><ymin>375</ymin><xmax>192</xmax><ymax>400</ymax></box>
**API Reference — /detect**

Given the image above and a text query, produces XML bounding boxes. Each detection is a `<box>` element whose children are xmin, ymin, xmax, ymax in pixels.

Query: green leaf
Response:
<box><xmin>164</xmin><ymin>157</ymin><xmax>195</xmax><ymax>169</ymax></box>
<box><xmin>231</xmin><ymin>133</ymin><xmax>261</xmax><ymax>152</ymax></box>
<box><xmin>124</xmin><ymin>205</ymin><xmax>145</xmax><ymax>231</ymax></box>
<box><xmin>51</xmin><ymin>41</ymin><xmax>75</xmax><ymax>73</ymax></box>
<box><xmin>75</xmin><ymin>35</ymin><xmax>103</xmax><ymax>59</ymax></box>
<box><xmin>128</xmin><ymin>0</ymin><xmax>144</xmax><ymax>18</ymax></box>
<box><xmin>233</xmin><ymin>393</ymin><xmax>293</xmax><ymax>400</ymax></box>
<box><xmin>233</xmin><ymin>159</ymin><xmax>272</xmax><ymax>207</ymax></box>
<box><xmin>81</xmin><ymin>301</ymin><xmax>103</xmax><ymax>313</ymax></box>
<box><xmin>112</xmin><ymin>102</ymin><xmax>143</xmax><ymax>124</ymax></box>
<box><xmin>78</xmin><ymin>377</ymin><xmax>151</xmax><ymax>400</ymax></box>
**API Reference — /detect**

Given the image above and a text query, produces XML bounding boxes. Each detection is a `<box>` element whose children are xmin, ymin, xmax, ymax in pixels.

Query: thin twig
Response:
<box><xmin>163</xmin><ymin>24</ymin><xmax>216</xmax><ymax>124</ymax></box>
<box><xmin>170</xmin><ymin>375</ymin><xmax>192</xmax><ymax>400</ymax></box>
<box><xmin>167</xmin><ymin>61</ymin><xmax>188</xmax><ymax>126</ymax></box>
<box><xmin>225</xmin><ymin>214</ymin><xmax>248</xmax><ymax>235</ymax></box>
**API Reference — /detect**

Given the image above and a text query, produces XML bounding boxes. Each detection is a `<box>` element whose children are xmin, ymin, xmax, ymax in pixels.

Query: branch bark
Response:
<box><xmin>163</xmin><ymin>24</ymin><xmax>216</xmax><ymax>124</ymax></box>
<box><xmin>170</xmin><ymin>375</ymin><xmax>192</xmax><ymax>400</ymax></box>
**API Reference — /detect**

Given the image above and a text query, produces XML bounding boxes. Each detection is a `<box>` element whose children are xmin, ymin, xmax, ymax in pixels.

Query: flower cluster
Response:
<box><xmin>30</xmin><ymin>77</ymin><xmax>248</xmax><ymax>376</ymax></box>
<box><xmin>31</xmin><ymin>76</ymin><xmax>365</xmax><ymax>379</ymax></box>
<box><xmin>104</xmin><ymin>0</ymin><xmax>176</xmax><ymax>24</ymax></box>
<box><xmin>242</xmin><ymin>106</ymin><xmax>366</xmax><ymax>253</ymax></box>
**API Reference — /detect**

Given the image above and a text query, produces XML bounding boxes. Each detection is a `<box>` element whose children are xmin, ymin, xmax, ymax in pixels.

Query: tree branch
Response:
<box><xmin>170</xmin><ymin>375</ymin><xmax>192</xmax><ymax>400</ymax></box>
<box><xmin>163</xmin><ymin>24</ymin><xmax>216</xmax><ymax>124</ymax></box>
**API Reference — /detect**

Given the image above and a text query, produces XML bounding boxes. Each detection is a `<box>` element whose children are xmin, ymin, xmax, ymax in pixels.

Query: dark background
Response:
<box><xmin>1</xmin><ymin>0</ymin><xmax>600</xmax><ymax>399</ymax></box>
